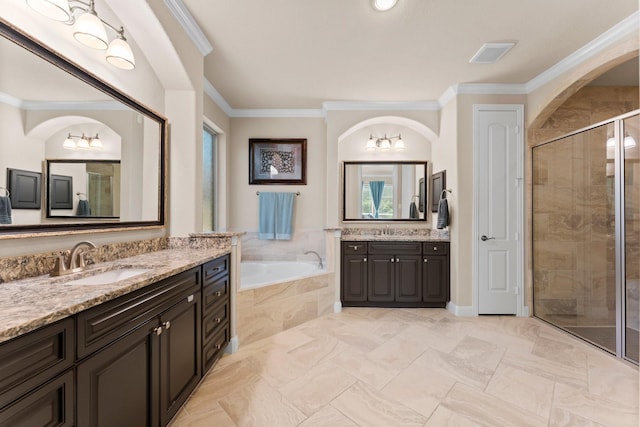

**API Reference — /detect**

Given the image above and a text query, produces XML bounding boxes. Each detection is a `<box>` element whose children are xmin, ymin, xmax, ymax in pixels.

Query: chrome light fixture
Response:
<box><xmin>63</xmin><ymin>133</ymin><xmax>102</xmax><ymax>150</ymax></box>
<box><xmin>26</xmin><ymin>0</ymin><xmax>136</xmax><ymax>70</ymax></box>
<box><xmin>372</xmin><ymin>0</ymin><xmax>398</xmax><ymax>11</ymax></box>
<box><xmin>366</xmin><ymin>134</ymin><xmax>404</xmax><ymax>151</ymax></box>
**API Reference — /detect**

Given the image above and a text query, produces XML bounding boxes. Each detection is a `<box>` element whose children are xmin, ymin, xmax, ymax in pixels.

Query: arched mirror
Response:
<box><xmin>0</xmin><ymin>20</ymin><xmax>166</xmax><ymax>235</ymax></box>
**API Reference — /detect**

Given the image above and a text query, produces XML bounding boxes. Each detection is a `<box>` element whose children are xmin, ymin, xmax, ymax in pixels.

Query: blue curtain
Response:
<box><xmin>369</xmin><ymin>181</ymin><xmax>385</xmax><ymax>218</ymax></box>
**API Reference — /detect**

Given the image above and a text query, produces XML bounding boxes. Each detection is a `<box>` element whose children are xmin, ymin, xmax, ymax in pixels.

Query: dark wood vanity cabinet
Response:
<box><xmin>0</xmin><ymin>253</ymin><xmax>231</xmax><ymax>427</ymax></box>
<box><xmin>76</xmin><ymin>267</ymin><xmax>202</xmax><ymax>427</ymax></box>
<box><xmin>342</xmin><ymin>241</ymin><xmax>449</xmax><ymax>308</ymax></box>
<box><xmin>0</xmin><ymin>318</ymin><xmax>75</xmax><ymax>427</ymax></box>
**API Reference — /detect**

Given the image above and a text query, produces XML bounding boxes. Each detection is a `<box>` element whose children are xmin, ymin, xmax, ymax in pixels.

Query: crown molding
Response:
<box><xmin>322</xmin><ymin>101</ymin><xmax>441</xmax><ymax>111</ymax></box>
<box><xmin>204</xmin><ymin>79</ymin><xmax>233</xmax><ymax>116</ymax></box>
<box><xmin>230</xmin><ymin>109</ymin><xmax>325</xmax><ymax>118</ymax></box>
<box><xmin>21</xmin><ymin>100</ymin><xmax>128</xmax><ymax>111</ymax></box>
<box><xmin>163</xmin><ymin>0</ymin><xmax>213</xmax><ymax>56</ymax></box>
<box><xmin>456</xmin><ymin>83</ymin><xmax>527</xmax><ymax>95</ymax></box>
<box><xmin>526</xmin><ymin>11</ymin><xmax>639</xmax><ymax>92</ymax></box>
<box><xmin>0</xmin><ymin>92</ymin><xmax>22</xmax><ymax>108</ymax></box>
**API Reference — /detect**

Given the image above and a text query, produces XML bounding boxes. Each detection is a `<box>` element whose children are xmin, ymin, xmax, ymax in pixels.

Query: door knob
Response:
<box><xmin>480</xmin><ymin>235</ymin><xmax>495</xmax><ymax>241</ymax></box>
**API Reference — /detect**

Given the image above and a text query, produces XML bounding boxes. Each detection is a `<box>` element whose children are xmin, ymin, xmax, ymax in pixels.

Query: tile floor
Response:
<box><xmin>169</xmin><ymin>308</ymin><xmax>639</xmax><ymax>427</ymax></box>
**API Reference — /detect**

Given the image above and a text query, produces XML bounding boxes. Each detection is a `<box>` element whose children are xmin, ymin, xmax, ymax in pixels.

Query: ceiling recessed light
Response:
<box><xmin>373</xmin><ymin>0</ymin><xmax>398</xmax><ymax>12</ymax></box>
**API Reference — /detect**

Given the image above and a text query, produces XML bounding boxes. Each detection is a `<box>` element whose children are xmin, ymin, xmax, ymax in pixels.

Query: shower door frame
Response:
<box><xmin>531</xmin><ymin>109</ymin><xmax>639</xmax><ymax>364</ymax></box>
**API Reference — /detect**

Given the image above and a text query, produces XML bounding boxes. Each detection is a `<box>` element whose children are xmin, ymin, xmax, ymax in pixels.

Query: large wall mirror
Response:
<box><xmin>0</xmin><ymin>20</ymin><xmax>166</xmax><ymax>235</ymax></box>
<box><xmin>343</xmin><ymin>161</ymin><xmax>428</xmax><ymax>221</ymax></box>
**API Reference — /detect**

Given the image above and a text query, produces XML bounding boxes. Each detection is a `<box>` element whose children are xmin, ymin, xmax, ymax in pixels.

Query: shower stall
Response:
<box><xmin>532</xmin><ymin>110</ymin><xmax>639</xmax><ymax>363</ymax></box>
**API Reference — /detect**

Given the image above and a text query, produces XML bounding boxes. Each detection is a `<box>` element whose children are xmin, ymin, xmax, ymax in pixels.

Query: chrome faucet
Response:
<box><xmin>303</xmin><ymin>250</ymin><xmax>324</xmax><ymax>269</ymax></box>
<box><xmin>50</xmin><ymin>241</ymin><xmax>97</xmax><ymax>276</ymax></box>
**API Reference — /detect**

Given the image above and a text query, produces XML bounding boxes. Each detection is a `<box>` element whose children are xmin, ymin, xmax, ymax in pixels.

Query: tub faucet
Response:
<box><xmin>303</xmin><ymin>250</ymin><xmax>323</xmax><ymax>269</ymax></box>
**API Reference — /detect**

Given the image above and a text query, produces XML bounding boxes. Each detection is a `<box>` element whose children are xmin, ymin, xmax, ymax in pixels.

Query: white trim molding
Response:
<box><xmin>163</xmin><ymin>0</ymin><xmax>213</xmax><ymax>56</ymax></box>
<box><xmin>204</xmin><ymin>79</ymin><xmax>233</xmax><ymax>116</ymax></box>
<box><xmin>322</xmin><ymin>100</ymin><xmax>441</xmax><ymax>111</ymax></box>
<box><xmin>447</xmin><ymin>302</ymin><xmax>474</xmax><ymax>317</ymax></box>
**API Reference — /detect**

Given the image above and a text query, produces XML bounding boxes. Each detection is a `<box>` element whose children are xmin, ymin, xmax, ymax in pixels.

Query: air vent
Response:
<box><xmin>469</xmin><ymin>42</ymin><xmax>516</xmax><ymax>64</ymax></box>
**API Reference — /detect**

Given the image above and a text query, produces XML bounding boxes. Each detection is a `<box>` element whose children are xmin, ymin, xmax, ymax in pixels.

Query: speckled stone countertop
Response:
<box><xmin>0</xmin><ymin>246</ymin><xmax>230</xmax><ymax>345</ymax></box>
<box><xmin>341</xmin><ymin>227</ymin><xmax>449</xmax><ymax>242</ymax></box>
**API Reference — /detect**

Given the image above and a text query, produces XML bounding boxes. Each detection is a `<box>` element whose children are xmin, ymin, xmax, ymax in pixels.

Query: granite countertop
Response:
<box><xmin>342</xmin><ymin>234</ymin><xmax>450</xmax><ymax>242</ymax></box>
<box><xmin>0</xmin><ymin>246</ymin><xmax>230</xmax><ymax>345</ymax></box>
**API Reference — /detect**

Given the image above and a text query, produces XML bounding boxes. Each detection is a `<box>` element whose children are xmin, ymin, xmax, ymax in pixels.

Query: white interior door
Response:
<box><xmin>474</xmin><ymin>105</ymin><xmax>523</xmax><ymax>315</ymax></box>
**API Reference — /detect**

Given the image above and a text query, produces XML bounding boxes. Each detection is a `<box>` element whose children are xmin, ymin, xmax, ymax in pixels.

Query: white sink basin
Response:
<box><xmin>63</xmin><ymin>268</ymin><xmax>152</xmax><ymax>285</ymax></box>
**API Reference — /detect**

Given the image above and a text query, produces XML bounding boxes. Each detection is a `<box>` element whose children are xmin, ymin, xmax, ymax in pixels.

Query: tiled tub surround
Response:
<box><xmin>236</xmin><ymin>271</ymin><xmax>334</xmax><ymax>346</ymax></box>
<box><xmin>240</xmin><ymin>229</ymin><xmax>327</xmax><ymax>262</ymax></box>
<box><xmin>0</xmin><ymin>235</ymin><xmax>238</xmax><ymax>344</ymax></box>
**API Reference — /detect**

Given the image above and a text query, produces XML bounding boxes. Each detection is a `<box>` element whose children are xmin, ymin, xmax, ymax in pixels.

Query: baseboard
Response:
<box><xmin>521</xmin><ymin>306</ymin><xmax>530</xmax><ymax>317</ymax></box>
<box><xmin>334</xmin><ymin>301</ymin><xmax>342</xmax><ymax>313</ymax></box>
<box><xmin>225</xmin><ymin>335</ymin><xmax>239</xmax><ymax>354</ymax></box>
<box><xmin>447</xmin><ymin>302</ymin><xmax>474</xmax><ymax>317</ymax></box>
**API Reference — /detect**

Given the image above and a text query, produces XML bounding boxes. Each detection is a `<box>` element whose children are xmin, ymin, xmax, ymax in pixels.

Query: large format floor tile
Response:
<box><xmin>169</xmin><ymin>308</ymin><xmax>638</xmax><ymax>427</ymax></box>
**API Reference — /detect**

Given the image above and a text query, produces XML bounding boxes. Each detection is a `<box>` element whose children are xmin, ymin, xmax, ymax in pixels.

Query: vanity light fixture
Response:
<box><xmin>26</xmin><ymin>0</ymin><xmax>136</xmax><ymax>70</ymax></box>
<box><xmin>63</xmin><ymin>133</ymin><xmax>102</xmax><ymax>150</ymax></box>
<box><xmin>372</xmin><ymin>0</ymin><xmax>398</xmax><ymax>11</ymax></box>
<box><xmin>366</xmin><ymin>134</ymin><xmax>404</xmax><ymax>151</ymax></box>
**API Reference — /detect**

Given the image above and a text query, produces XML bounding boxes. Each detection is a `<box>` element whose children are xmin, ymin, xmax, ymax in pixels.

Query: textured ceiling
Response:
<box><xmin>181</xmin><ymin>0</ymin><xmax>639</xmax><ymax>109</ymax></box>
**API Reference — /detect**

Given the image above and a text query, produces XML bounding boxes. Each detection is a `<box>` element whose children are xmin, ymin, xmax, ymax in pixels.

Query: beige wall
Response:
<box><xmin>227</xmin><ymin>117</ymin><xmax>327</xmax><ymax>232</ymax></box>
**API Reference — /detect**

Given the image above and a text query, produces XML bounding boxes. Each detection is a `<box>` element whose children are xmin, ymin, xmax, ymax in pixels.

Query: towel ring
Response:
<box><xmin>0</xmin><ymin>187</ymin><xmax>9</xmax><ymax>197</ymax></box>
<box><xmin>441</xmin><ymin>189</ymin><xmax>452</xmax><ymax>198</ymax></box>
<box><xmin>76</xmin><ymin>192</ymin><xmax>87</xmax><ymax>200</ymax></box>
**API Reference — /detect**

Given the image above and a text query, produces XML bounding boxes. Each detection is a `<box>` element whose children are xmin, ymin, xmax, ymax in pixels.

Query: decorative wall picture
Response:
<box><xmin>431</xmin><ymin>170</ymin><xmax>446</xmax><ymax>213</ymax></box>
<box><xmin>7</xmin><ymin>168</ymin><xmax>41</xmax><ymax>209</ymax></box>
<box><xmin>49</xmin><ymin>174</ymin><xmax>73</xmax><ymax>210</ymax></box>
<box><xmin>249</xmin><ymin>138</ymin><xmax>307</xmax><ymax>185</ymax></box>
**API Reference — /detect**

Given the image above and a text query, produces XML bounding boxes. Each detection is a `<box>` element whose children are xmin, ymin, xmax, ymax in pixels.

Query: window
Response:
<box><xmin>361</xmin><ymin>181</ymin><xmax>394</xmax><ymax>219</ymax></box>
<box><xmin>202</xmin><ymin>126</ymin><xmax>216</xmax><ymax>231</ymax></box>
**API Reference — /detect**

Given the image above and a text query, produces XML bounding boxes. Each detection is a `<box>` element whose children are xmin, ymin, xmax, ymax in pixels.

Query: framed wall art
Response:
<box><xmin>249</xmin><ymin>138</ymin><xmax>307</xmax><ymax>185</ymax></box>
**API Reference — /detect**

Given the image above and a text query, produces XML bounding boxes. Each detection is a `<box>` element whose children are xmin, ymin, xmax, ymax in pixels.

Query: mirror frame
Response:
<box><xmin>342</xmin><ymin>161</ymin><xmax>428</xmax><ymax>222</ymax></box>
<box><xmin>0</xmin><ymin>19</ymin><xmax>167</xmax><ymax>236</ymax></box>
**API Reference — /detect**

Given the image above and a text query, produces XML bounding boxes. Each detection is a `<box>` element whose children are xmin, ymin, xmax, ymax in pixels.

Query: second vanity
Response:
<box><xmin>341</xmin><ymin>231</ymin><xmax>450</xmax><ymax>308</ymax></box>
<box><xmin>0</xmin><ymin>245</ymin><xmax>231</xmax><ymax>427</ymax></box>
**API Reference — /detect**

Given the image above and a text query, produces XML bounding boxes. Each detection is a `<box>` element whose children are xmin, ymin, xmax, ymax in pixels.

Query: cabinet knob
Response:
<box><xmin>424</xmin><ymin>258</ymin><xmax>428</xmax><ymax>263</ymax></box>
<box><xmin>364</xmin><ymin>257</ymin><xmax>367</xmax><ymax>262</ymax></box>
<box><xmin>153</xmin><ymin>326</ymin><xmax>163</xmax><ymax>336</ymax></box>
<box><xmin>390</xmin><ymin>258</ymin><xmax>395</xmax><ymax>263</ymax></box>
<box><xmin>163</xmin><ymin>321</ymin><xmax>171</xmax><ymax>330</ymax></box>
<box><xmin>214</xmin><ymin>291</ymin><xmax>222</xmax><ymax>297</ymax></box>
<box><xmin>396</xmin><ymin>257</ymin><xmax>400</xmax><ymax>262</ymax></box>
<box><xmin>215</xmin><ymin>317</ymin><xmax>222</xmax><ymax>324</ymax></box>
<box><xmin>215</xmin><ymin>344</ymin><xmax>221</xmax><ymax>350</ymax></box>
<box><xmin>433</xmin><ymin>246</ymin><xmax>438</xmax><ymax>251</ymax></box>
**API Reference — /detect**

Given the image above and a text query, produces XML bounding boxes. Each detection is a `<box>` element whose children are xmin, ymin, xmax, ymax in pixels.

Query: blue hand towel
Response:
<box><xmin>436</xmin><ymin>198</ymin><xmax>449</xmax><ymax>229</ymax></box>
<box><xmin>0</xmin><ymin>196</ymin><xmax>12</xmax><ymax>224</ymax></box>
<box><xmin>258</xmin><ymin>192</ymin><xmax>277</xmax><ymax>240</ymax></box>
<box><xmin>275</xmin><ymin>192</ymin><xmax>294</xmax><ymax>240</ymax></box>
<box><xmin>76</xmin><ymin>199</ymin><xmax>91</xmax><ymax>217</ymax></box>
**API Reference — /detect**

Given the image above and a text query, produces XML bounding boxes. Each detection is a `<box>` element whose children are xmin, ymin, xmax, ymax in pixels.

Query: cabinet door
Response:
<box><xmin>368</xmin><ymin>255</ymin><xmax>394</xmax><ymax>302</ymax></box>
<box><xmin>342</xmin><ymin>254</ymin><xmax>368</xmax><ymax>302</ymax></box>
<box><xmin>77</xmin><ymin>320</ymin><xmax>159</xmax><ymax>427</ymax></box>
<box><xmin>395</xmin><ymin>255</ymin><xmax>422</xmax><ymax>302</ymax></box>
<box><xmin>0</xmin><ymin>369</ymin><xmax>74</xmax><ymax>427</ymax></box>
<box><xmin>423</xmin><ymin>255</ymin><xmax>450</xmax><ymax>303</ymax></box>
<box><xmin>160</xmin><ymin>292</ymin><xmax>202</xmax><ymax>426</ymax></box>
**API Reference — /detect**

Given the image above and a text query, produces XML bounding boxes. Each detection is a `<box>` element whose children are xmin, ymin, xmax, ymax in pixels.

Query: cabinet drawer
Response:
<box><xmin>203</xmin><ymin>275</ymin><xmax>229</xmax><ymax>311</ymax></box>
<box><xmin>0</xmin><ymin>317</ymin><xmax>74</xmax><ymax>410</ymax></box>
<box><xmin>342</xmin><ymin>242</ymin><xmax>367</xmax><ymax>254</ymax></box>
<box><xmin>0</xmin><ymin>369</ymin><xmax>74</xmax><ymax>427</ymax></box>
<box><xmin>423</xmin><ymin>242</ymin><xmax>449</xmax><ymax>255</ymax></box>
<box><xmin>77</xmin><ymin>267</ymin><xmax>200</xmax><ymax>359</ymax></box>
<box><xmin>203</xmin><ymin>302</ymin><xmax>229</xmax><ymax>344</ymax></box>
<box><xmin>202</xmin><ymin>324</ymin><xmax>229</xmax><ymax>373</ymax></box>
<box><xmin>368</xmin><ymin>241</ymin><xmax>421</xmax><ymax>254</ymax></box>
<box><xmin>203</xmin><ymin>255</ymin><xmax>230</xmax><ymax>285</ymax></box>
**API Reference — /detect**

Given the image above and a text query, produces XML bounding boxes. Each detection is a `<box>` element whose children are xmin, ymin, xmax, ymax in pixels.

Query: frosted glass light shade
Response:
<box><xmin>394</xmin><ymin>135</ymin><xmax>405</xmax><ymax>150</ymax></box>
<box><xmin>62</xmin><ymin>135</ymin><xmax>76</xmax><ymax>149</ymax></box>
<box><xmin>76</xmin><ymin>137</ymin><xmax>90</xmax><ymax>149</ymax></box>
<box><xmin>624</xmin><ymin>135</ymin><xmax>636</xmax><ymax>148</ymax></box>
<box><xmin>366</xmin><ymin>136</ymin><xmax>377</xmax><ymax>151</ymax></box>
<box><xmin>89</xmin><ymin>136</ymin><xmax>102</xmax><ymax>149</ymax></box>
<box><xmin>373</xmin><ymin>0</ymin><xmax>398</xmax><ymax>11</ymax></box>
<box><xmin>73</xmin><ymin>12</ymin><xmax>108</xmax><ymax>49</ymax></box>
<box><xmin>106</xmin><ymin>37</ymin><xmax>136</xmax><ymax>70</ymax></box>
<box><xmin>380</xmin><ymin>138</ymin><xmax>391</xmax><ymax>150</ymax></box>
<box><xmin>26</xmin><ymin>0</ymin><xmax>71</xmax><ymax>21</ymax></box>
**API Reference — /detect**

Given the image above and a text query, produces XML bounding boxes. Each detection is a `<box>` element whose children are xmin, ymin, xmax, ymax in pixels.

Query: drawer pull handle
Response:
<box><xmin>163</xmin><ymin>321</ymin><xmax>171</xmax><ymax>330</ymax></box>
<box><xmin>153</xmin><ymin>326</ymin><xmax>162</xmax><ymax>336</ymax></box>
<box><xmin>215</xmin><ymin>317</ymin><xmax>222</xmax><ymax>324</ymax></box>
<box><xmin>214</xmin><ymin>291</ymin><xmax>222</xmax><ymax>297</ymax></box>
<box><xmin>215</xmin><ymin>344</ymin><xmax>221</xmax><ymax>350</ymax></box>
<box><xmin>433</xmin><ymin>247</ymin><xmax>438</xmax><ymax>251</ymax></box>
<box><xmin>213</xmin><ymin>267</ymin><xmax>222</xmax><ymax>272</ymax></box>
<box><xmin>348</xmin><ymin>245</ymin><xmax>359</xmax><ymax>251</ymax></box>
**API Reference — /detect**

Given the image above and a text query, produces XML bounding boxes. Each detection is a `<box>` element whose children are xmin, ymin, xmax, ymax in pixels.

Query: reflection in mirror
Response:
<box><xmin>0</xmin><ymin>20</ymin><xmax>166</xmax><ymax>234</ymax></box>
<box><xmin>47</xmin><ymin>160</ymin><xmax>121</xmax><ymax>218</ymax></box>
<box><xmin>343</xmin><ymin>161</ymin><xmax>427</xmax><ymax>221</ymax></box>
